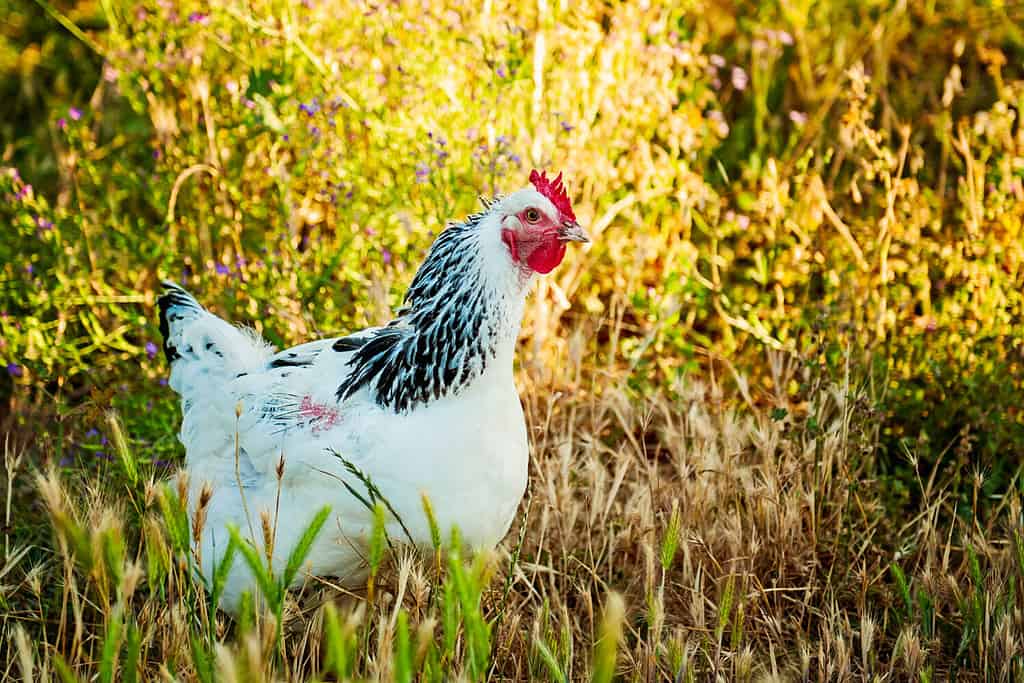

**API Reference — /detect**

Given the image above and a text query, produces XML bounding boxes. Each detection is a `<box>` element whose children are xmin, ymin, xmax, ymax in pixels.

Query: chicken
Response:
<box><xmin>158</xmin><ymin>170</ymin><xmax>587</xmax><ymax>611</ymax></box>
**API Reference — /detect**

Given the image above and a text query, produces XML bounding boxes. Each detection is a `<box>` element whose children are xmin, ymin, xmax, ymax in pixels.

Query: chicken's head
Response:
<box><xmin>495</xmin><ymin>170</ymin><xmax>588</xmax><ymax>275</ymax></box>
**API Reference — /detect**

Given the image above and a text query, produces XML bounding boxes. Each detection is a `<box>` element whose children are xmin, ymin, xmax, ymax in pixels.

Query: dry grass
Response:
<box><xmin>2</xmin><ymin>331</ymin><xmax>1022</xmax><ymax>681</ymax></box>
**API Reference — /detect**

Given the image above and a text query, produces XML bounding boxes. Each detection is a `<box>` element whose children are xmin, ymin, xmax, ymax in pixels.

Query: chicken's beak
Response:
<box><xmin>558</xmin><ymin>220</ymin><xmax>590</xmax><ymax>243</ymax></box>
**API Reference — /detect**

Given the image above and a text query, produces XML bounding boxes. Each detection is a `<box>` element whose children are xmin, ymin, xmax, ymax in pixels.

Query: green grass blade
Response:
<box><xmin>98</xmin><ymin>606</ymin><xmax>123</xmax><ymax>683</ymax></box>
<box><xmin>592</xmin><ymin>592</ymin><xmax>624</xmax><ymax>683</ymax></box>
<box><xmin>123</xmin><ymin>620</ymin><xmax>141</xmax><ymax>683</ymax></box>
<box><xmin>533</xmin><ymin>637</ymin><xmax>568</xmax><ymax>683</ymax></box>
<box><xmin>282</xmin><ymin>505</ymin><xmax>331</xmax><ymax>588</ymax></box>
<box><xmin>190</xmin><ymin>637</ymin><xmax>215</xmax><ymax>683</ymax></box>
<box><xmin>106</xmin><ymin>411</ymin><xmax>138</xmax><ymax>487</ymax></box>
<box><xmin>52</xmin><ymin>653</ymin><xmax>81</xmax><ymax>683</ymax></box>
<box><xmin>210</xmin><ymin>535</ymin><xmax>239</xmax><ymax>610</ymax></box>
<box><xmin>228</xmin><ymin>524</ymin><xmax>280</xmax><ymax>607</ymax></box>
<box><xmin>394</xmin><ymin>609</ymin><xmax>413</xmax><ymax>683</ymax></box>
<box><xmin>323</xmin><ymin>602</ymin><xmax>351</xmax><ymax>680</ymax></box>
<box><xmin>368</xmin><ymin>502</ymin><xmax>387</xmax><ymax>575</ymax></box>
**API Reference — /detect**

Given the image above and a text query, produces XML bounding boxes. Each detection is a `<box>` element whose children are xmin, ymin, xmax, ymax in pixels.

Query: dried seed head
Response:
<box><xmin>198</xmin><ymin>482</ymin><xmax>213</xmax><ymax>509</ymax></box>
<box><xmin>895</xmin><ymin>626</ymin><xmax>923</xmax><ymax>674</ymax></box>
<box><xmin>175</xmin><ymin>470</ymin><xmax>189</xmax><ymax>507</ymax></box>
<box><xmin>121</xmin><ymin>561</ymin><xmax>144</xmax><ymax>599</ymax></box>
<box><xmin>260</xmin><ymin>509</ymin><xmax>275</xmax><ymax>560</ymax></box>
<box><xmin>192</xmin><ymin>483</ymin><xmax>213</xmax><ymax>543</ymax></box>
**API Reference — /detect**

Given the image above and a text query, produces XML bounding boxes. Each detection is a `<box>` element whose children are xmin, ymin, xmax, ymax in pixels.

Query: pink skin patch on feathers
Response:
<box><xmin>299</xmin><ymin>395</ymin><xmax>341</xmax><ymax>433</ymax></box>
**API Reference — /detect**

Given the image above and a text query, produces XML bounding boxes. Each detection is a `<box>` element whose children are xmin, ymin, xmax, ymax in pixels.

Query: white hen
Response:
<box><xmin>158</xmin><ymin>171</ymin><xmax>587</xmax><ymax>611</ymax></box>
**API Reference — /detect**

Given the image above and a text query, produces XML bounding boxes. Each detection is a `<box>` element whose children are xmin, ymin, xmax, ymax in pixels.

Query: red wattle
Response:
<box><xmin>525</xmin><ymin>238</ymin><xmax>566</xmax><ymax>274</ymax></box>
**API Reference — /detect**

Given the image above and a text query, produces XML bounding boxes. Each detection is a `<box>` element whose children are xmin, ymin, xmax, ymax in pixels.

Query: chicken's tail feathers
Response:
<box><xmin>157</xmin><ymin>281</ymin><xmax>274</xmax><ymax>398</ymax></box>
<box><xmin>158</xmin><ymin>281</ymin><xmax>206</xmax><ymax>363</ymax></box>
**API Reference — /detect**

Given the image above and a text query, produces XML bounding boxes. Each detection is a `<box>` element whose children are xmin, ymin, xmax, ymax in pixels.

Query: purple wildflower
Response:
<box><xmin>188</xmin><ymin>12</ymin><xmax>209</xmax><ymax>24</ymax></box>
<box><xmin>215</xmin><ymin>263</ymin><xmax>230</xmax><ymax>275</ymax></box>
<box><xmin>158</xmin><ymin>378</ymin><xmax>168</xmax><ymax>386</ymax></box>
<box><xmin>6</xmin><ymin>362</ymin><xmax>22</xmax><ymax>377</ymax></box>
<box><xmin>57</xmin><ymin>118</ymin><xmax>67</xmax><ymax>130</ymax></box>
<box><xmin>415</xmin><ymin>163</ymin><xmax>430</xmax><ymax>183</ymax></box>
<box><xmin>36</xmin><ymin>216</ymin><xmax>53</xmax><ymax>230</ymax></box>
<box><xmin>69</xmin><ymin>107</ymin><xmax>82</xmax><ymax>121</ymax></box>
<box><xmin>496</xmin><ymin>64</ymin><xmax>507</xmax><ymax>78</ymax></box>
<box><xmin>153</xmin><ymin>149</ymin><xmax>162</xmax><ymax>160</ymax></box>
<box><xmin>560</xmin><ymin>121</ymin><xmax>574</xmax><ymax>132</ymax></box>
<box><xmin>85</xmin><ymin>428</ymin><xmax>99</xmax><ymax>438</ymax></box>
<box><xmin>25</xmin><ymin>264</ymin><xmax>33</xmax><ymax>275</ymax></box>
<box><xmin>731</xmin><ymin>66</ymin><xmax>749</xmax><ymax>91</ymax></box>
<box><xmin>145</xmin><ymin>341</ymin><xmax>158</xmax><ymax>359</ymax></box>
<box><xmin>382</xmin><ymin>249</ymin><xmax>392</xmax><ymax>265</ymax></box>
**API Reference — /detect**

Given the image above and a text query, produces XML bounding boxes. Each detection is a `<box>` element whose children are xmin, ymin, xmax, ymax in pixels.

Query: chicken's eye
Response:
<box><xmin>524</xmin><ymin>208</ymin><xmax>541</xmax><ymax>223</ymax></box>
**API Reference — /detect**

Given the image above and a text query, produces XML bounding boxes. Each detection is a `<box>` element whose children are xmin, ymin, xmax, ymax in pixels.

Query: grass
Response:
<box><xmin>2</xmin><ymin>0</ymin><xmax>1024</xmax><ymax>679</ymax></box>
<box><xmin>4</xmin><ymin>348</ymin><xmax>1023</xmax><ymax>679</ymax></box>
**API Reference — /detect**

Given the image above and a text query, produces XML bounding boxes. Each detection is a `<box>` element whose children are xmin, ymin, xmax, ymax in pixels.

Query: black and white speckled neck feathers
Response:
<box><xmin>335</xmin><ymin>206</ymin><xmax>525</xmax><ymax>413</ymax></box>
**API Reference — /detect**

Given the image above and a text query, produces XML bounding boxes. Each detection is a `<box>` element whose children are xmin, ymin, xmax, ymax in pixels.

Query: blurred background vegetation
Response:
<box><xmin>1</xmin><ymin>0</ymin><xmax>1023</xmax><ymax>675</ymax></box>
<box><xmin>4</xmin><ymin>0</ymin><xmax>1021</xmax><ymax>507</ymax></box>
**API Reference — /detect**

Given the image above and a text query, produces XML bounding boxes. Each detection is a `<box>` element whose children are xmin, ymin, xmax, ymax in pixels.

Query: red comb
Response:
<box><xmin>529</xmin><ymin>169</ymin><xmax>576</xmax><ymax>222</ymax></box>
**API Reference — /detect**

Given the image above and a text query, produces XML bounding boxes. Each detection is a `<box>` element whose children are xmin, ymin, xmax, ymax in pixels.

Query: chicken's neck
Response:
<box><xmin>337</xmin><ymin>210</ymin><xmax>530</xmax><ymax>413</ymax></box>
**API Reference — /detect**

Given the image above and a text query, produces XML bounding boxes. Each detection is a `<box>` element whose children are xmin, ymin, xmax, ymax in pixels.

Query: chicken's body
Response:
<box><xmin>158</xmin><ymin>173</ymin><xmax>586</xmax><ymax>611</ymax></box>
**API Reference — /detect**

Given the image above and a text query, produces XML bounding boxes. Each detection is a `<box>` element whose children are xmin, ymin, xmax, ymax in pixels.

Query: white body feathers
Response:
<box><xmin>157</xmin><ymin>190</ymin><xmax>567</xmax><ymax>611</ymax></box>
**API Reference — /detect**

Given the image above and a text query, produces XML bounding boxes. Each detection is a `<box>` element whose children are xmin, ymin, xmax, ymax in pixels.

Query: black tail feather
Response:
<box><xmin>157</xmin><ymin>281</ymin><xmax>204</xmax><ymax>364</ymax></box>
